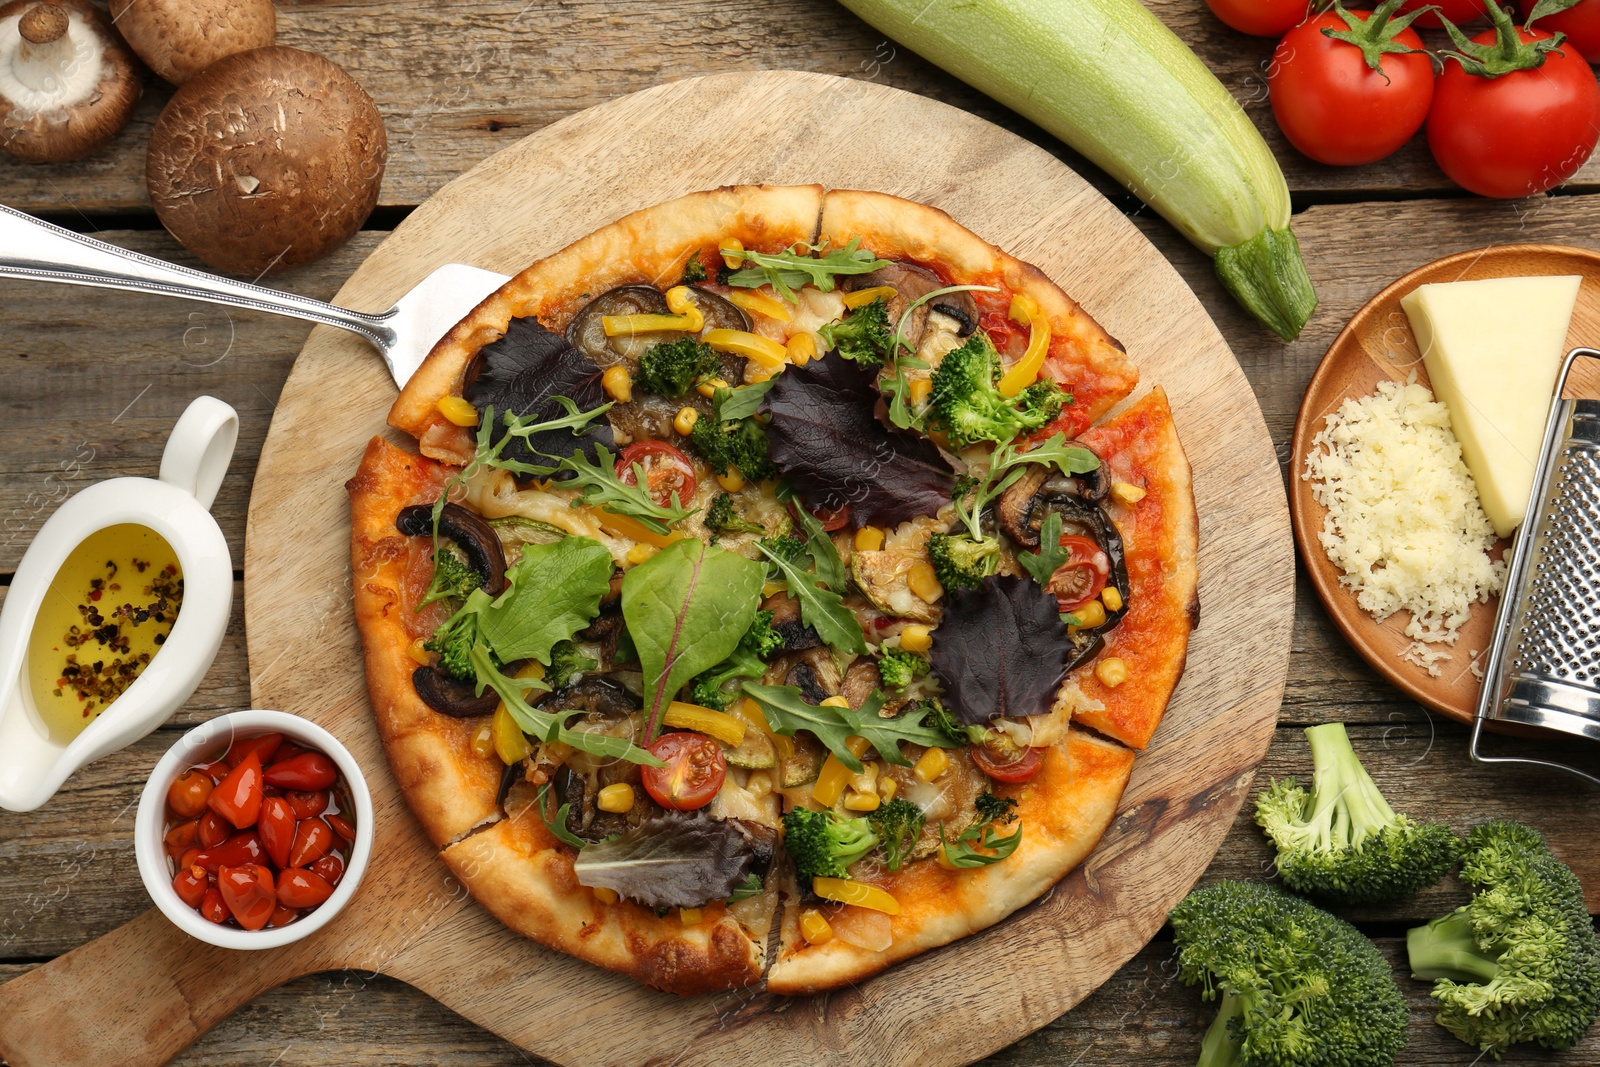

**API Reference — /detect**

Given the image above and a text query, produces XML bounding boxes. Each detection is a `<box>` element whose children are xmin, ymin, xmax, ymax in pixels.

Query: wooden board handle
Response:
<box><xmin>0</xmin><ymin>908</ymin><xmax>326</xmax><ymax>1067</ymax></box>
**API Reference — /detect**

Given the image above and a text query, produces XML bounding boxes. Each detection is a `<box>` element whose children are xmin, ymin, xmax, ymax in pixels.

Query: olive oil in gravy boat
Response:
<box><xmin>0</xmin><ymin>397</ymin><xmax>237</xmax><ymax>812</ymax></box>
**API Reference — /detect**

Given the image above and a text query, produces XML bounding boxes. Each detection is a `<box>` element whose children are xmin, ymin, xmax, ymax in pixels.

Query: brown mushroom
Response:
<box><xmin>395</xmin><ymin>503</ymin><xmax>508</xmax><ymax>597</ymax></box>
<box><xmin>412</xmin><ymin>665</ymin><xmax>499</xmax><ymax>718</ymax></box>
<box><xmin>996</xmin><ymin>452</ymin><xmax>1110</xmax><ymax>549</ymax></box>
<box><xmin>145</xmin><ymin>46</ymin><xmax>387</xmax><ymax>276</ymax></box>
<box><xmin>844</xmin><ymin>262</ymin><xmax>978</xmax><ymax>350</ymax></box>
<box><xmin>0</xmin><ymin>0</ymin><xmax>139</xmax><ymax>163</ymax></box>
<box><xmin>108</xmin><ymin>0</ymin><xmax>274</xmax><ymax>86</ymax></box>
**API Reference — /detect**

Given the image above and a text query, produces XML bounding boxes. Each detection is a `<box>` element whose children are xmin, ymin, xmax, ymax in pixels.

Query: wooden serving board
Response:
<box><xmin>0</xmin><ymin>72</ymin><xmax>1294</xmax><ymax>1067</ymax></box>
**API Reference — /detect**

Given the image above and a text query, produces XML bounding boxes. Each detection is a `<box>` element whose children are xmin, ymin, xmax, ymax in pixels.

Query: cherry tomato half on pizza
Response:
<box><xmin>616</xmin><ymin>441</ymin><xmax>697</xmax><ymax>509</ymax></box>
<box><xmin>641</xmin><ymin>732</ymin><xmax>727</xmax><ymax>810</ymax></box>
<box><xmin>1047</xmin><ymin>535</ymin><xmax>1111</xmax><ymax>615</ymax></box>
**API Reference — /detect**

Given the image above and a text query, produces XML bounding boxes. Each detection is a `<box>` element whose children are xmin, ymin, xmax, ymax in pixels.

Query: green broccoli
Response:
<box><xmin>424</xmin><ymin>608</ymin><xmax>482</xmax><ymax>681</ymax></box>
<box><xmin>974</xmin><ymin>791</ymin><xmax>1018</xmax><ymax>826</ymax></box>
<box><xmin>1255</xmin><ymin>722</ymin><xmax>1459</xmax><ymax>904</ymax></box>
<box><xmin>917</xmin><ymin>697</ymin><xmax>988</xmax><ymax>748</ymax></box>
<box><xmin>876</xmin><ymin>648</ymin><xmax>929</xmax><ymax>691</ymax></box>
<box><xmin>817</xmin><ymin>298</ymin><xmax>892</xmax><ymax>365</ymax></box>
<box><xmin>929</xmin><ymin>333</ymin><xmax>1066</xmax><ymax>448</ymax></box>
<box><xmin>688</xmin><ymin>413</ymin><xmax>777</xmax><ymax>482</ymax></box>
<box><xmin>926</xmin><ymin>532</ymin><xmax>999</xmax><ymax>592</ymax></box>
<box><xmin>417</xmin><ymin>546</ymin><xmax>482</xmax><ymax>609</ymax></box>
<box><xmin>680</xmin><ymin>257</ymin><xmax>707</xmax><ymax>284</ymax></box>
<box><xmin>758</xmin><ymin>533</ymin><xmax>807</xmax><ymax>566</ymax></box>
<box><xmin>546</xmin><ymin>639</ymin><xmax>597</xmax><ymax>689</ymax></box>
<box><xmin>704</xmin><ymin>492</ymin><xmax>765</xmax><ymax>540</ymax></box>
<box><xmin>1407</xmin><ymin>820</ymin><xmax>1600</xmax><ymax>1056</ymax></box>
<box><xmin>634</xmin><ymin>337</ymin><xmax>721</xmax><ymax>398</ymax></box>
<box><xmin>869</xmin><ymin>797</ymin><xmax>925</xmax><ymax>872</ymax></box>
<box><xmin>1170</xmin><ymin>880</ymin><xmax>1408</xmax><ymax>1067</ymax></box>
<box><xmin>783</xmin><ymin>806</ymin><xmax>879</xmax><ymax>882</ymax></box>
<box><xmin>686</xmin><ymin>610</ymin><xmax>782</xmax><ymax>710</ymax></box>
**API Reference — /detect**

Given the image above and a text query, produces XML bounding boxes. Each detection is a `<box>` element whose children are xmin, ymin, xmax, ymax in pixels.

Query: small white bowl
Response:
<box><xmin>135</xmin><ymin>709</ymin><xmax>373</xmax><ymax>949</ymax></box>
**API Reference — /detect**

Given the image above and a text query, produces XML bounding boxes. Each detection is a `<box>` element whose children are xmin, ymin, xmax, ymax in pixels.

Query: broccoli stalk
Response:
<box><xmin>876</xmin><ymin>648</ymin><xmax>929</xmax><ymax>691</ymax></box>
<box><xmin>686</xmin><ymin>610</ymin><xmax>782</xmax><ymax>710</ymax></box>
<box><xmin>634</xmin><ymin>337</ymin><xmax>721</xmax><ymax>398</ymax></box>
<box><xmin>704</xmin><ymin>492</ymin><xmax>765</xmax><ymax>540</ymax></box>
<box><xmin>929</xmin><ymin>333</ymin><xmax>1066</xmax><ymax>448</ymax></box>
<box><xmin>417</xmin><ymin>547</ymin><xmax>483</xmax><ymax>609</ymax></box>
<box><xmin>783</xmin><ymin>806</ymin><xmax>879</xmax><ymax>882</ymax></box>
<box><xmin>1170</xmin><ymin>880</ymin><xmax>1408</xmax><ymax>1067</ymax></box>
<box><xmin>868</xmin><ymin>797</ymin><xmax>925</xmax><ymax>872</ymax></box>
<box><xmin>817</xmin><ymin>298</ymin><xmax>892</xmax><ymax>365</ymax></box>
<box><xmin>1406</xmin><ymin>820</ymin><xmax>1600</xmax><ymax>1056</ymax></box>
<box><xmin>1254</xmin><ymin>721</ymin><xmax>1458</xmax><ymax>904</ymax></box>
<box><xmin>927</xmin><ymin>531</ymin><xmax>999</xmax><ymax>592</ymax></box>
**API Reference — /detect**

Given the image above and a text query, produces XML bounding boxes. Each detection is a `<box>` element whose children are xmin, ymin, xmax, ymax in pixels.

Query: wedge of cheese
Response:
<box><xmin>1400</xmin><ymin>275</ymin><xmax>1581</xmax><ymax>538</ymax></box>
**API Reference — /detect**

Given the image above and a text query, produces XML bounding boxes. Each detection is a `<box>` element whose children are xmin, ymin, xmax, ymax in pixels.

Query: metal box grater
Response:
<box><xmin>1474</xmin><ymin>348</ymin><xmax>1600</xmax><ymax>783</ymax></box>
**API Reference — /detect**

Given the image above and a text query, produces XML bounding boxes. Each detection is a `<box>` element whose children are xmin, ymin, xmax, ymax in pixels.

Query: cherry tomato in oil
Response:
<box><xmin>288</xmin><ymin>818</ymin><xmax>335</xmax><ymax>868</ymax></box>
<box><xmin>325</xmin><ymin>814</ymin><xmax>356</xmax><ymax>842</ymax></box>
<box><xmin>277</xmin><ymin>868</ymin><xmax>336</xmax><ymax>910</ymax></box>
<box><xmin>166</xmin><ymin>770</ymin><xmax>214</xmax><ymax>819</ymax></box>
<box><xmin>258</xmin><ymin>796</ymin><xmax>297</xmax><ymax>870</ymax></box>
<box><xmin>172</xmin><ymin>865</ymin><xmax>208</xmax><ymax>909</ymax></box>
<box><xmin>199</xmin><ymin>887</ymin><xmax>229</xmax><ymax>924</ymax></box>
<box><xmin>226</xmin><ymin>732</ymin><xmax>283</xmax><ymax>768</ymax></box>
<box><xmin>310</xmin><ymin>854</ymin><xmax>345</xmax><ymax>887</ymax></box>
<box><xmin>164</xmin><ymin>819</ymin><xmax>198</xmax><ymax>852</ymax></box>
<box><xmin>268</xmin><ymin>905</ymin><xmax>299</xmax><ymax>929</ymax></box>
<box><xmin>285</xmin><ymin>790</ymin><xmax>328</xmax><ymax>820</ymax></box>
<box><xmin>196</xmin><ymin>809</ymin><xmax>229</xmax><ymax>849</ymax></box>
<box><xmin>217</xmin><ymin>864</ymin><xmax>277</xmax><ymax>931</ymax></box>
<box><xmin>207</xmin><ymin>751</ymin><xmax>264</xmax><ymax>830</ymax></box>
<box><xmin>194</xmin><ymin>830</ymin><xmax>264</xmax><ymax>872</ymax></box>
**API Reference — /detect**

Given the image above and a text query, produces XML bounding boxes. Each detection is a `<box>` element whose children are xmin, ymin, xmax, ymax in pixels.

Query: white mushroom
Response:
<box><xmin>0</xmin><ymin>0</ymin><xmax>139</xmax><ymax>162</ymax></box>
<box><xmin>145</xmin><ymin>46</ymin><xmax>388</xmax><ymax>276</ymax></box>
<box><xmin>107</xmin><ymin>0</ymin><xmax>274</xmax><ymax>87</ymax></box>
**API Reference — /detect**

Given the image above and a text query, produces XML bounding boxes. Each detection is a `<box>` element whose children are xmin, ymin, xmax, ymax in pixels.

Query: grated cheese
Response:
<box><xmin>1303</xmin><ymin>377</ymin><xmax>1505</xmax><ymax>671</ymax></box>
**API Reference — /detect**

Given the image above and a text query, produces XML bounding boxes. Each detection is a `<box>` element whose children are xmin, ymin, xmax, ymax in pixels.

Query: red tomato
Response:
<box><xmin>277</xmin><ymin>868</ymin><xmax>336</xmax><ymax>909</ymax></box>
<box><xmin>196</xmin><ymin>809</ymin><xmax>229</xmax><ymax>849</ymax></box>
<box><xmin>1429</xmin><ymin>27</ymin><xmax>1600</xmax><ymax>197</ymax></box>
<box><xmin>258</xmin><ymin>797</ymin><xmax>297</xmax><ymax>869</ymax></box>
<box><xmin>788</xmin><ymin>499</ymin><xmax>851</xmax><ymax>532</ymax></box>
<box><xmin>164</xmin><ymin>819</ymin><xmax>198</xmax><ymax>852</ymax></box>
<box><xmin>166</xmin><ymin>770</ymin><xmax>214</xmax><ymax>819</ymax></box>
<box><xmin>285</xmin><ymin>790</ymin><xmax>328</xmax><ymax>820</ymax></box>
<box><xmin>1047</xmin><ymin>536</ymin><xmax>1112</xmax><ymax>614</ymax></box>
<box><xmin>194</xmin><ymin>830</ymin><xmax>264</xmax><ymax>872</ymax></box>
<box><xmin>640</xmin><ymin>733</ymin><xmax>727</xmax><ymax>810</ymax></box>
<box><xmin>177</xmin><ymin>846</ymin><xmax>201</xmax><ymax>870</ymax></box>
<box><xmin>1204</xmin><ymin>0</ymin><xmax>1308</xmax><ymax>36</ymax></box>
<box><xmin>310</xmin><ymin>854</ymin><xmax>345</xmax><ymax>887</ymax></box>
<box><xmin>225</xmin><ymin>732</ymin><xmax>283</xmax><ymax>768</ymax></box>
<box><xmin>288</xmin><ymin>818</ymin><xmax>335</xmax><ymax>868</ymax></box>
<box><xmin>193</xmin><ymin>759</ymin><xmax>229</xmax><ymax>783</ymax></box>
<box><xmin>172</xmin><ymin>865</ymin><xmax>208</xmax><ymax>909</ymax></box>
<box><xmin>217</xmin><ymin>864</ymin><xmax>277</xmax><ymax>931</ymax></box>
<box><xmin>207</xmin><ymin>751</ymin><xmax>264</xmax><ymax>829</ymax></box>
<box><xmin>971</xmin><ymin>739</ymin><xmax>1043</xmax><ymax>783</ymax></box>
<box><xmin>1401</xmin><ymin>0</ymin><xmax>1490</xmax><ymax>28</ymax></box>
<box><xmin>199</xmin><ymin>887</ymin><xmax>229</xmax><ymax>924</ymax></box>
<box><xmin>262</xmin><ymin>752</ymin><xmax>338</xmax><ymax>791</ymax></box>
<box><xmin>616</xmin><ymin>441</ymin><xmax>697</xmax><ymax>509</ymax></box>
<box><xmin>1521</xmin><ymin>0</ymin><xmax>1600</xmax><ymax>61</ymax></box>
<box><xmin>1269</xmin><ymin>11</ymin><xmax>1435</xmax><ymax>166</ymax></box>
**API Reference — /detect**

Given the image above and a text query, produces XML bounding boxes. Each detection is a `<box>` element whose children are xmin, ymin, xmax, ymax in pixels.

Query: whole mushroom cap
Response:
<box><xmin>0</xmin><ymin>0</ymin><xmax>140</xmax><ymax>163</ymax></box>
<box><xmin>108</xmin><ymin>0</ymin><xmax>274</xmax><ymax>86</ymax></box>
<box><xmin>146</xmin><ymin>46</ymin><xmax>388</xmax><ymax>277</ymax></box>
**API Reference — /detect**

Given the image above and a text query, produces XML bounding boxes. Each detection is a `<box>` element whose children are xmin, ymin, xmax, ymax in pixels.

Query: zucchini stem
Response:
<box><xmin>1213</xmin><ymin>227</ymin><xmax>1318</xmax><ymax>341</ymax></box>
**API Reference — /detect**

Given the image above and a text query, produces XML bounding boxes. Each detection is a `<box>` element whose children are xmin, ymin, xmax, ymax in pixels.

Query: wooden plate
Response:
<box><xmin>0</xmin><ymin>72</ymin><xmax>1294</xmax><ymax>1067</ymax></box>
<box><xmin>1291</xmin><ymin>244</ymin><xmax>1600</xmax><ymax>725</ymax></box>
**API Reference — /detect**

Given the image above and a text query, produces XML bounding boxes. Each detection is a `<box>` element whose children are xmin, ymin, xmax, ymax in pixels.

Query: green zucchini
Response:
<box><xmin>839</xmin><ymin>0</ymin><xmax>1317</xmax><ymax>340</ymax></box>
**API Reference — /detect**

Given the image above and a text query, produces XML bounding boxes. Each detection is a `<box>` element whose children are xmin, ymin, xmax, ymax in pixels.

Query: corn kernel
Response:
<box><xmin>821</xmin><ymin>695</ymin><xmax>851</xmax><ymax>708</ymax></box>
<box><xmin>909</xmin><ymin>378</ymin><xmax>933</xmax><ymax>405</ymax></box>
<box><xmin>626</xmin><ymin>543</ymin><xmax>659</xmax><ymax>566</ymax></box>
<box><xmin>673</xmin><ymin>406</ymin><xmax>700</xmax><ymax>435</ymax></box>
<box><xmin>601</xmin><ymin>365</ymin><xmax>633</xmax><ymax>403</ymax></box>
<box><xmin>1095</xmin><ymin>656</ymin><xmax>1129</xmax><ymax>688</ymax></box>
<box><xmin>716</xmin><ymin>469</ymin><xmax>746</xmax><ymax>493</ymax></box>
<box><xmin>679</xmin><ymin>907</ymin><xmax>703</xmax><ymax>925</ymax></box>
<box><xmin>696</xmin><ymin>376</ymin><xmax>730</xmax><ymax>399</ymax></box>
<box><xmin>407</xmin><ymin>637</ymin><xmax>432</xmax><ymax>666</ymax></box>
<box><xmin>1075</xmin><ymin>600</ymin><xmax>1107</xmax><ymax>628</ymax></box>
<box><xmin>879</xmin><ymin>776</ymin><xmax>898</xmax><ymax>802</ymax></box>
<box><xmin>719</xmin><ymin>237</ymin><xmax>744</xmax><ymax>270</ymax></box>
<box><xmin>593</xmin><ymin>886</ymin><xmax>619</xmax><ymax>905</ymax></box>
<box><xmin>596</xmin><ymin>783</ymin><xmax>635</xmax><ymax>813</ymax></box>
<box><xmin>843</xmin><ymin>285</ymin><xmax>897</xmax><ymax>309</ymax></box>
<box><xmin>747</xmin><ymin>770</ymin><xmax>773</xmax><ymax>797</ymax></box>
<box><xmin>436</xmin><ymin>395</ymin><xmax>479</xmax><ymax>427</ymax></box>
<box><xmin>664</xmin><ymin>286</ymin><xmax>705</xmax><ymax>331</ymax></box>
<box><xmin>470</xmin><ymin>722</ymin><xmax>495</xmax><ymax>759</ymax></box>
<box><xmin>854</xmin><ymin>526</ymin><xmax>885</xmax><ymax>552</ymax></box>
<box><xmin>1111</xmin><ymin>481</ymin><xmax>1147</xmax><ymax>505</ymax></box>
<box><xmin>1101</xmin><ymin>586</ymin><xmax>1123</xmax><ymax>612</ymax></box>
<box><xmin>843</xmin><ymin>789</ymin><xmax>881</xmax><ymax>812</ymax></box>
<box><xmin>800</xmin><ymin>908</ymin><xmax>833</xmax><ymax>945</ymax></box>
<box><xmin>907</xmin><ymin>562</ymin><xmax>943</xmax><ymax>604</ymax></box>
<box><xmin>786</xmin><ymin>332</ymin><xmax>815</xmax><ymax>366</ymax></box>
<box><xmin>913</xmin><ymin>746</ymin><xmax>949</xmax><ymax>782</ymax></box>
<box><xmin>899</xmin><ymin>624</ymin><xmax>932</xmax><ymax>654</ymax></box>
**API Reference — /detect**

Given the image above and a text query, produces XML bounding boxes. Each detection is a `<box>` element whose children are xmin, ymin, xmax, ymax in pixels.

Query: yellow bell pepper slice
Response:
<box><xmin>704</xmin><ymin>328</ymin><xmax>788</xmax><ymax>369</ymax></box>
<box><xmin>812</xmin><ymin>877</ymin><xmax>901</xmax><ymax>915</ymax></box>
<box><xmin>593</xmin><ymin>508</ymin><xmax>684</xmax><ymax>549</ymax></box>
<box><xmin>602</xmin><ymin>313</ymin><xmax>697</xmax><ymax>336</ymax></box>
<box><xmin>842</xmin><ymin>285</ymin><xmax>897</xmax><ymax>309</ymax></box>
<box><xmin>491</xmin><ymin>702</ymin><xmax>533</xmax><ymax>765</ymax></box>
<box><xmin>663</xmin><ymin>701</ymin><xmax>748</xmax><ymax>747</ymax></box>
<box><xmin>811</xmin><ymin>736</ymin><xmax>873</xmax><ymax>807</ymax></box>
<box><xmin>724</xmin><ymin>290</ymin><xmax>792</xmax><ymax>323</ymax></box>
<box><xmin>997</xmin><ymin>293</ymin><xmax>1052</xmax><ymax>398</ymax></box>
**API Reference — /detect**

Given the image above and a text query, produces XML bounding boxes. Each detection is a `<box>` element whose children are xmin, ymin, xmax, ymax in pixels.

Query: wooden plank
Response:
<box><xmin>0</xmin><ymin>1</ymin><xmax>1590</xmax><ymax>219</ymax></box>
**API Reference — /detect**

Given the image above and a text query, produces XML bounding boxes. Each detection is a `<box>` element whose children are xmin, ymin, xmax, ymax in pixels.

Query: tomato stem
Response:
<box><xmin>1438</xmin><ymin>0</ymin><xmax>1571</xmax><ymax>75</ymax></box>
<box><xmin>1322</xmin><ymin>0</ymin><xmax>1437</xmax><ymax>74</ymax></box>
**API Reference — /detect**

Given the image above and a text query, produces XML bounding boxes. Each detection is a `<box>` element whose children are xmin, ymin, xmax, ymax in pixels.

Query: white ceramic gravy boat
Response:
<box><xmin>0</xmin><ymin>396</ymin><xmax>237</xmax><ymax>811</ymax></box>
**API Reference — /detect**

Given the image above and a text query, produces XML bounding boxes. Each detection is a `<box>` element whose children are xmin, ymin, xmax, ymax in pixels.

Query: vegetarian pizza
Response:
<box><xmin>345</xmin><ymin>185</ymin><xmax>1198</xmax><ymax>996</ymax></box>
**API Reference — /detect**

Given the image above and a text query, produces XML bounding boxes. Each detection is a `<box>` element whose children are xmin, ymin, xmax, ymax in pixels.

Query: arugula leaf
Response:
<box><xmin>471</xmin><ymin>644</ymin><xmax>662</xmax><ymax>765</ymax></box>
<box><xmin>623</xmin><ymin>539</ymin><xmax>768</xmax><ymax>738</ymax></box>
<box><xmin>940</xmin><ymin>821</ymin><xmax>1023</xmax><ymax>868</ymax></box>
<box><xmin>882</xmin><ymin>355</ymin><xmax>932</xmax><ymax>431</ymax></box>
<box><xmin>725</xmin><ymin>238</ymin><xmax>890</xmax><ymax>302</ymax></box>
<box><xmin>740</xmin><ymin>684</ymin><xmax>960</xmax><ymax>771</ymax></box>
<box><xmin>757</xmin><ymin>541</ymin><xmax>866</xmax><ymax>654</ymax></box>
<box><xmin>557</xmin><ymin>445</ymin><xmax>696</xmax><ymax>534</ymax></box>
<box><xmin>955</xmin><ymin>432</ymin><xmax>1100</xmax><ymax>542</ymax></box>
<box><xmin>477</xmin><ymin>536</ymin><xmax>614</xmax><ymax>664</ymax></box>
<box><xmin>776</xmin><ymin>482</ymin><xmax>847</xmax><ymax>593</ymax></box>
<box><xmin>535</xmin><ymin>784</ymin><xmax>589</xmax><ymax>849</ymax></box>
<box><xmin>1018</xmin><ymin>511</ymin><xmax>1067</xmax><ymax>586</ymax></box>
<box><xmin>713</xmin><ymin>379</ymin><xmax>777</xmax><ymax>422</ymax></box>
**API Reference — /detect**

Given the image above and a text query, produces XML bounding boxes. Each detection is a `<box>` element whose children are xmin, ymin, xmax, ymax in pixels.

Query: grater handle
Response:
<box><xmin>1470</xmin><ymin>715</ymin><xmax>1600</xmax><ymax>786</ymax></box>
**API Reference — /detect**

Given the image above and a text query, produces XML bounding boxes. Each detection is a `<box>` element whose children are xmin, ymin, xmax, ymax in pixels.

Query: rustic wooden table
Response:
<box><xmin>3</xmin><ymin>2</ymin><xmax>1598</xmax><ymax>1063</ymax></box>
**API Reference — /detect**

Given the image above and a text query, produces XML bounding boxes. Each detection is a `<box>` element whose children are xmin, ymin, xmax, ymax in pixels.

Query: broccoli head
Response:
<box><xmin>1255</xmin><ymin>722</ymin><xmax>1459</xmax><ymax>904</ymax></box>
<box><xmin>634</xmin><ymin>337</ymin><xmax>721</xmax><ymax>398</ymax></box>
<box><xmin>869</xmin><ymin>797</ymin><xmax>925</xmax><ymax>872</ymax></box>
<box><xmin>418</xmin><ymin>546</ymin><xmax>483</xmax><ymax>609</ymax></box>
<box><xmin>689</xmin><ymin>413</ymin><xmax>776</xmax><ymax>482</ymax></box>
<box><xmin>1170</xmin><ymin>880</ymin><xmax>1408</xmax><ymax>1067</ymax></box>
<box><xmin>877</xmin><ymin>648</ymin><xmax>929</xmax><ymax>691</ymax></box>
<box><xmin>758</xmin><ymin>533</ymin><xmax>807</xmax><ymax>566</ymax></box>
<box><xmin>680</xmin><ymin>257</ymin><xmax>707</xmax><ymax>284</ymax></box>
<box><xmin>974</xmin><ymin>791</ymin><xmax>1018</xmax><ymax>825</ymax></box>
<box><xmin>545</xmin><ymin>639</ymin><xmax>597</xmax><ymax>689</ymax></box>
<box><xmin>917</xmin><ymin>697</ymin><xmax>988</xmax><ymax>748</ymax></box>
<box><xmin>928</xmin><ymin>334</ymin><xmax>1067</xmax><ymax>448</ymax></box>
<box><xmin>783</xmin><ymin>806</ymin><xmax>879</xmax><ymax>882</ymax></box>
<box><xmin>927</xmin><ymin>532</ymin><xmax>999</xmax><ymax>592</ymax></box>
<box><xmin>424</xmin><ymin>609</ymin><xmax>481</xmax><ymax>681</ymax></box>
<box><xmin>817</xmin><ymin>298</ymin><xmax>892</xmax><ymax>365</ymax></box>
<box><xmin>704</xmin><ymin>492</ymin><xmax>766</xmax><ymax>540</ymax></box>
<box><xmin>1407</xmin><ymin>819</ymin><xmax>1600</xmax><ymax>1056</ymax></box>
<box><xmin>686</xmin><ymin>610</ymin><xmax>782</xmax><ymax>710</ymax></box>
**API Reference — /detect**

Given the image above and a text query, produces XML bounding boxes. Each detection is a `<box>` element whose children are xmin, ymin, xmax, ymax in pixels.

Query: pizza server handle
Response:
<box><xmin>0</xmin><ymin>202</ymin><xmax>397</xmax><ymax>354</ymax></box>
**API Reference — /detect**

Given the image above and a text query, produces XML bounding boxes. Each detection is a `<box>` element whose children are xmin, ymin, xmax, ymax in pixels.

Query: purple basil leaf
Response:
<box><xmin>930</xmin><ymin>575</ymin><xmax>1071</xmax><ymax>725</ymax></box>
<box><xmin>463</xmin><ymin>316</ymin><xmax>614</xmax><ymax>467</ymax></box>
<box><xmin>762</xmin><ymin>356</ymin><xmax>954</xmax><ymax>528</ymax></box>
<box><xmin>570</xmin><ymin>813</ymin><xmax>756</xmax><ymax>909</ymax></box>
